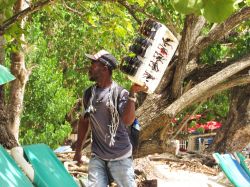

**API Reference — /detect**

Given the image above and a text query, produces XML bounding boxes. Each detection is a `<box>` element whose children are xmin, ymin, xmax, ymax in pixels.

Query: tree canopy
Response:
<box><xmin>0</xmin><ymin>0</ymin><xmax>249</xmax><ymax>154</ymax></box>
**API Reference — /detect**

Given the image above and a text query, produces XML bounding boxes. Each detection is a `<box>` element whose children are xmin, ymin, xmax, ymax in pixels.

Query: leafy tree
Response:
<box><xmin>0</xmin><ymin>0</ymin><xmax>249</xmax><ymax>157</ymax></box>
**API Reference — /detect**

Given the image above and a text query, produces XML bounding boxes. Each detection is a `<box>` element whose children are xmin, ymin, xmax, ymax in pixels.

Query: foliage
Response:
<box><xmin>0</xmin><ymin>0</ymin><xmax>26</xmax><ymax>51</ymax></box>
<box><xmin>20</xmin><ymin>123</ymin><xmax>72</xmax><ymax>149</ymax></box>
<box><xmin>1</xmin><ymin>0</ymin><xmax>249</xmax><ymax>150</ymax></box>
<box><xmin>17</xmin><ymin>1</ymin><xmax>138</xmax><ymax>147</ymax></box>
<box><xmin>170</xmin><ymin>0</ymin><xmax>248</xmax><ymax>23</ymax></box>
<box><xmin>33</xmin><ymin>1</ymin><xmax>137</xmax><ymax>92</ymax></box>
<box><xmin>228</xmin><ymin>27</ymin><xmax>250</xmax><ymax>60</ymax></box>
<box><xmin>0</xmin><ymin>0</ymin><xmax>15</xmax><ymax>21</ymax></box>
<box><xmin>18</xmin><ymin>17</ymin><xmax>76</xmax><ymax>148</ymax></box>
<box><xmin>171</xmin><ymin>0</ymin><xmax>203</xmax><ymax>15</ymax></box>
<box><xmin>200</xmin><ymin>23</ymin><xmax>250</xmax><ymax>64</ymax></box>
<box><xmin>171</xmin><ymin>92</ymin><xmax>229</xmax><ymax>137</ymax></box>
<box><xmin>200</xmin><ymin>43</ymin><xmax>230</xmax><ymax>65</ymax></box>
<box><xmin>202</xmin><ymin>0</ymin><xmax>235</xmax><ymax>23</ymax></box>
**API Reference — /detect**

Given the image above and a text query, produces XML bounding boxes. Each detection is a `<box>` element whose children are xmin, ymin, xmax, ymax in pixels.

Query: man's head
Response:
<box><xmin>85</xmin><ymin>50</ymin><xmax>118</xmax><ymax>82</ymax></box>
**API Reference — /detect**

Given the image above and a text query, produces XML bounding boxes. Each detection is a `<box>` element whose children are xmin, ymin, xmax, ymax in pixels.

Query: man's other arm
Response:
<box><xmin>73</xmin><ymin>115</ymin><xmax>90</xmax><ymax>164</ymax></box>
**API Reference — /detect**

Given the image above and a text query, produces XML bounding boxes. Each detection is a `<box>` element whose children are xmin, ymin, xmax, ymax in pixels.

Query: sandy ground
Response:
<box><xmin>57</xmin><ymin>149</ymin><xmax>234</xmax><ymax>187</ymax></box>
<box><xmin>154</xmin><ymin>163</ymin><xmax>231</xmax><ymax>187</ymax></box>
<box><xmin>133</xmin><ymin>154</ymin><xmax>233</xmax><ymax>187</ymax></box>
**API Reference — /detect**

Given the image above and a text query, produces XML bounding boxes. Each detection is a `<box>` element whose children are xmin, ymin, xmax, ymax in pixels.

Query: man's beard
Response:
<box><xmin>89</xmin><ymin>72</ymin><xmax>97</xmax><ymax>82</ymax></box>
<box><xmin>89</xmin><ymin>76</ymin><xmax>95</xmax><ymax>81</ymax></box>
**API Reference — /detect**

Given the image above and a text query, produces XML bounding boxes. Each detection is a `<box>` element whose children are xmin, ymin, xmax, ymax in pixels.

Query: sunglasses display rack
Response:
<box><xmin>120</xmin><ymin>19</ymin><xmax>179</xmax><ymax>93</ymax></box>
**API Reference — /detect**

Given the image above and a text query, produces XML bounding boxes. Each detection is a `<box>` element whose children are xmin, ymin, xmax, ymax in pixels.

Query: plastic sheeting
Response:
<box><xmin>213</xmin><ymin>153</ymin><xmax>250</xmax><ymax>187</ymax></box>
<box><xmin>0</xmin><ymin>65</ymin><xmax>15</xmax><ymax>85</ymax></box>
<box><xmin>0</xmin><ymin>146</ymin><xmax>33</xmax><ymax>187</ymax></box>
<box><xmin>23</xmin><ymin>144</ymin><xmax>78</xmax><ymax>187</ymax></box>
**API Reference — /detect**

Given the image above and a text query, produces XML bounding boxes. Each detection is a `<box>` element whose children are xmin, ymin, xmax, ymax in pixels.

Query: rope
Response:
<box><xmin>88</xmin><ymin>83</ymin><xmax>120</xmax><ymax>147</ymax></box>
<box><xmin>88</xmin><ymin>85</ymin><xmax>107</xmax><ymax>139</ymax></box>
<box><xmin>107</xmin><ymin>83</ymin><xmax>120</xmax><ymax>147</ymax></box>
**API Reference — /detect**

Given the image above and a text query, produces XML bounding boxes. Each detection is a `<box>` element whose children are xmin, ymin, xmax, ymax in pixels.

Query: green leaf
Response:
<box><xmin>137</xmin><ymin>0</ymin><xmax>146</xmax><ymax>6</ymax></box>
<box><xmin>202</xmin><ymin>0</ymin><xmax>235</xmax><ymax>23</ymax></box>
<box><xmin>114</xmin><ymin>25</ymin><xmax>127</xmax><ymax>38</ymax></box>
<box><xmin>189</xmin><ymin>121</ymin><xmax>196</xmax><ymax>127</ymax></box>
<box><xmin>170</xmin><ymin>0</ymin><xmax>203</xmax><ymax>15</ymax></box>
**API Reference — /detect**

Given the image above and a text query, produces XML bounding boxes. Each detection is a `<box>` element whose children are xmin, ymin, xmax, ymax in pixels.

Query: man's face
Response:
<box><xmin>88</xmin><ymin>61</ymin><xmax>106</xmax><ymax>81</ymax></box>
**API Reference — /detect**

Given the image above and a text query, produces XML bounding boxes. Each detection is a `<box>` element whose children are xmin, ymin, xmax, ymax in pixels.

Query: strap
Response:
<box><xmin>112</xmin><ymin>84</ymin><xmax>125</xmax><ymax>114</ymax></box>
<box><xmin>83</xmin><ymin>86</ymin><xmax>93</xmax><ymax>109</ymax></box>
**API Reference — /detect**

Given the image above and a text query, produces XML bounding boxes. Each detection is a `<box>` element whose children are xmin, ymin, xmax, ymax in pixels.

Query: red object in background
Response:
<box><xmin>172</xmin><ymin>118</ymin><xmax>178</xmax><ymax>123</ymax></box>
<box><xmin>205</xmin><ymin>121</ymin><xmax>222</xmax><ymax>130</ymax></box>
<box><xmin>187</xmin><ymin>121</ymin><xmax>222</xmax><ymax>133</ymax></box>
<box><xmin>189</xmin><ymin>114</ymin><xmax>202</xmax><ymax>120</ymax></box>
<box><xmin>188</xmin><ymin>127</ymin><xmax>196</xmax><ymax>133</ymax></box>
<box><xmin>171</xmin><ymin>114</ymin><xmax>222</xmax><ymax>134</ymax></box>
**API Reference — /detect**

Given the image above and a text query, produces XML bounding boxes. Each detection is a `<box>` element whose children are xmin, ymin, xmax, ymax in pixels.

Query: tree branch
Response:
<box><xmin>116</xmin><ymin>0</ymin><xmax>141</xmax><ymax>25</ymax></box>
<box><xmin>0</xmin><ymin>0</ymin><xmax>56</xmax><ymax>35</ymax></box>
<box><xmin>63</xmin><ymin>1</ymin><xmax>85</xmax><ymax>17</ymax></box>
<box><xmin>198</xmin><ymin>74</ymin><xmax>250</xmax><ymax>103</ymax></box>
<box><xmin>166</xmin><ymin>53</ymin><xmax>250</xmax><ymax>118</ymax></box>
<box><xmin>171</xmin><ymin>14</ymin><xmax>203</xmax><ymax>98</ymax></box>
<box><xmin>62</xmin><ymin>1</ymin><xmax>92</xmax><ymax>25</ymax></box>
<box><xmin>151</xmin><ymin>0</ymin><xmax>179</xmax><ymax>37</ymax></box>
<box><xmin>189</xmin><ymin>6</ymin><xmax>250</xmax><ymax>60</ymax></box>
<box><xmin>140</xmin><ymin>54</ymin><xmax>250</xmax><ymax>140</ymax></box>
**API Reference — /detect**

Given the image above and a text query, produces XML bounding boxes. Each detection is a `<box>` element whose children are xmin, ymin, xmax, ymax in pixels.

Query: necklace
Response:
<box><xmin>95</xmin><ymin>85</ymin><xmax>112</xmax><ymax>104</ymax></box>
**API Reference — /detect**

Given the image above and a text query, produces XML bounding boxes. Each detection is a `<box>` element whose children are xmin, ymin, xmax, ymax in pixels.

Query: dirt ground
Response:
<box><xmin>57</xmin><ymin>150</ymin><xmax>234</xmax><ymax>187</ymax></box>
<box><xmin>133</xmin><ymin>153</ymin><xmax>233</xmax><ymax>187</ymax></box>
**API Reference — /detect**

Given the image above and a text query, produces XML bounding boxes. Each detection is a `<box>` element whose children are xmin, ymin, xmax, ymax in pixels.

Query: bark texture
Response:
<box><xmin>8</xmin><ymin>0</ymin><xmax>30</xmax><ymax>141</ymax></box>
<box><xmin>0</xmin><ymin>15</ymin><xmax>18</xmax><ymax>148</ymax></box>
<box><xmin>0</xmin><ymin>107</ymin><xmax>19</xmax><ymax>149</ymax></box>
<box><xmin>210</xmin><ymin>84</ymin><xmax>250</xmax><ymax>153</ymax></box>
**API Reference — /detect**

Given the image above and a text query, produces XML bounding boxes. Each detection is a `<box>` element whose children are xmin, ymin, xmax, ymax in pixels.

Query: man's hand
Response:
<box><xmin>122</xmin><ymin>83</ymin><xmax>147</xmax><ymax>125</ymax></box>
<box><xmin>73</xmin><ymin>151</ymin><xmax>83</xmax><ymax>165</ymax></box>
<box><xmin>130</xmin><ymin>83</ymin><xmax>148</xmax><ymax>95</ymax></box>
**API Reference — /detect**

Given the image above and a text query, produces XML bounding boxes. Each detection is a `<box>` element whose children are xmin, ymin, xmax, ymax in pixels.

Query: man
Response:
<box><xmin>73</xmin><ymin>50</ymin><xmax>147</xmax><ymax>187</ymax></box>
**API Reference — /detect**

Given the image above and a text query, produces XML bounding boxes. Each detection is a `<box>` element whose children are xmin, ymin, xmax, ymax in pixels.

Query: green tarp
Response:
<box><xmin>0</xmin><ymin>146</ymin><xmax>33</xmax><ymax>187</ymax></box>
<box><xmin>236</xmin><ymin>152</ymin><xmax>250</xmax><ymax>177</ymax></box>
<box><xmin>213</xmin><ymin>153</ymin><xmax>250</xmax><ymax>187</ymax></box>
<box><xmin>23</xmin><ymin>144</ymin><xmax>78</xmax><ymax>187</ymax></box>
<box><xmin>0</xmin><ymin>65</ymin><xmax>15</xmax><ymax>85</ymax></box>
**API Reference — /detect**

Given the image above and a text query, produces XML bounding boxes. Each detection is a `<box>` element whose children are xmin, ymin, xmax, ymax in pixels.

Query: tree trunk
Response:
<box><xmin>209</xmin><ymin>84</ymin><xmax>250</xmax><ymax>153</ymax></box>
<box><xmin>0</xmin><ymin>14</ymin><xmax>5</xmax><ymax>107</ymax></box>
<box><xmin>0</xmin><ymin>106</ymin><xmax>19</xmax><ymax>149</ymax></box>
<box><xmin>0</xmin><ymin>14</ymin><xmax>18</xmax><ymax>149</ymax></box>
<box><xmin>8</xmin><ymin>0</ymin><xmax>30</xmax><ymax>141</ymax></box>
<box><xmin>134</xmin><ymin>55</ymin><xmax>250</xmax><ymax>158</ymax></box>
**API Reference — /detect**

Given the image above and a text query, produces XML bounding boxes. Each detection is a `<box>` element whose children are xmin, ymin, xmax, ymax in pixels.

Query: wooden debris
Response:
<box><xmin>56</xmin><ymin>151</ymin><xmax>220</xmax><ymax>185</ymax></box>
<box><xmin>137</xmin><ymin>179</ymin><xmax>157</xmax><ymax>187</ymax></box>
<box><xmin>56</xmin><ymin>151</ymin><xmax>89</xmax><ymax>178</ymax></box>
